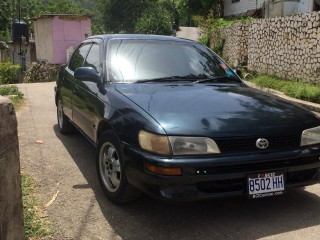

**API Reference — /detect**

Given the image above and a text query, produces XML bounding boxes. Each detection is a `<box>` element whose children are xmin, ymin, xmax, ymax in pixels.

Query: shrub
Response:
<box><xmin>0</xmin><ymin>61</ymin><xmax>21</xmax><ymax>84</ymax></box>
<box><xmin>135</xmin><ymin>5</ymin><xmax>172</xmax><ymax>35</ymax></box>
<box><xmin>194</xmin><ymin>13</ymin><xmax>252</xmax><ymax>55</ymax></box>
<box><xmin>0</xmin><ymin>85</ymin><xmax>23</xmax><ymax>97</ymax></box>
<box><xmin>0</xmin><ymin>85</ymin><xmax>24</xmax><ymax>108</ymax></box>
<box><xmin>199</xmin><ymin>33</ymin><xmax>210</xmax><ymax>47</ymax></box>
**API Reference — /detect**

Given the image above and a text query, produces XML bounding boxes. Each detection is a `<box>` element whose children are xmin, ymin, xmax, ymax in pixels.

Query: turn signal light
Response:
<box><xmin>145</xmin><ymin>163</ymin><xmax>182</xmax><ymax>176</ymax></box>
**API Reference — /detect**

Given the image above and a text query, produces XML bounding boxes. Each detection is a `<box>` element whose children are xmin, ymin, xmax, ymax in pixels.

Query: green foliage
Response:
<box><xmin>22</xmin><ymin>174</ymin><xmax>53</xmax><ymax>239</ymax></box>
<box><xmin>177</xmin><ymin>0</ymin><xmax>223</xmax><ymax>26</ymax></box>
<box><xmin>199</xmin><ymin>33</ymin><xmax>210</xmax><ymax>46</ymax></box>
<box><xmin>19</xmin><ymin>0</ymin><xmax>87</xmax><ymax>33</ymax></box>
<box><xmin>20</xmin><ymin>0</ymin><xmax>86</xmax><ymax>17</ymax></box>
<box><xmin>1</xmin><ymin>0</ymin><xmax>179</xmax><ymax>39</ymax></box>
<box><xmin>0</xmin><ymin>61</ymin><xmax>21</xmax><ymax>84</ymax></box>
<box><xmin>0</xmin><ymin>85</ymin><xmax>24</xmax><ymax>108</ymax></box>
<box><xmin>101</xmin><ymin>0</ymin><xmax>157</xmax><ymax>33</ymax></box>
<box><xmin>212</xmin><ymin>38</ymin><xmax>225</xmax><ymax>56</ymax></box>
<box><xmin>0</xmin><ymin>0</ymin><xmax>14</xmax><ymax>41</ymax></box>
<box><xmin>195</xmin><ymin>13</ymin><xmax>253</xmax><ymax>55</ymax></box>
<box><xmin>1</xmin><ymin>0</ymin><xmax>103</xmax><ymax>39</ymax></box>
<box><xmin>249</xmin><ymin>75</ymin><xmax>320</xmax><ymax>104</ymax></box>
<box><xmin>135</xmin><ymin>4</ymin><xmax>172</xmax><ymax>35</ymax></box>
<box><xmin>195</xmin><ymin>14</ymin><xmax>253</xmax><ymax>37</ymax></box>
<box><xmin>0</xmin><ymin>85</ymin><xmax>22</xmax><ymax>97</ymax></box>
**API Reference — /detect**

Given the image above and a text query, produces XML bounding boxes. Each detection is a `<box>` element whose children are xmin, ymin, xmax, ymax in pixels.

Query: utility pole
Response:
<box><xmin>18</xmin><ymin>0</ymin><xmax>21</xmax><ymax>57</ymax></box>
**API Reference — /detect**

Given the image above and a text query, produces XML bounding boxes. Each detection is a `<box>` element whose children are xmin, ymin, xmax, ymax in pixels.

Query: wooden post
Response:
<box><xmin>0</xmin><ymin>96</ymin><xmax>24</xmax><ymax>240</ymax></box>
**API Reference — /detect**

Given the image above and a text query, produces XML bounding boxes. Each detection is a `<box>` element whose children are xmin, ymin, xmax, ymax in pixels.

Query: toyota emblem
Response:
<box><xmin>256</xmin><ymin>138</ymin><xmax>269</xmax><ymax>149</ymax></box>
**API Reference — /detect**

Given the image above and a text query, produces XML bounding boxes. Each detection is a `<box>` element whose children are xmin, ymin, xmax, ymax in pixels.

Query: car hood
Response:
<box><xmin>115</xmin><ymin>83</ymin><xmax>320</xmax><ymax>137</ymax></box>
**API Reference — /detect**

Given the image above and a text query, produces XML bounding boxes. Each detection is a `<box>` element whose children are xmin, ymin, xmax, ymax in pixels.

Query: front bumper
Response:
<box><xmin>121</xmin><ymin>143</ymin><xmax>320</xmax><ymax>201</ymax></box>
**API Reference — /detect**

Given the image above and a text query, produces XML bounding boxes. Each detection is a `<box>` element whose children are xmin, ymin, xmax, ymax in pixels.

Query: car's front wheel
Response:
<box><xmin>97</xmin><ymin>131</ymin><xmax>141</xmax><ymax>204</ymax></box>
<box><xmin>57</xmin><ymin>98</ymin><xmax>75</xmax><ymax>134</ymax></box>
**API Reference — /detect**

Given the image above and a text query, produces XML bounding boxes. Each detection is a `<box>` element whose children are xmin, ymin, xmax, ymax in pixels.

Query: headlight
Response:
<box><xmin>139</xmin><ymin>131</ymin><xmax>221</xmax><ymax>155</ymax></box>
<box><xmin>169</xmin><ymin>136</ymin><xmax>220</xmax><ymax>155</ymax></box>
<box><xmin>301</xmin><ymin>126</ymin><xmax>320</xmax><ymax>146</ymax></box>
<box><xmin>139</xmin><ymin>131</ymin><xmax>172</xmax><ymax>155</ymax></box>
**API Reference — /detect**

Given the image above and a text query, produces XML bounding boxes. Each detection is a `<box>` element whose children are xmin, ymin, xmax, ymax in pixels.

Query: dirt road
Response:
<box><xmin>17</xmin><ymin>82</ymin><xmax>320</xmax><ymax>240</ymax></box>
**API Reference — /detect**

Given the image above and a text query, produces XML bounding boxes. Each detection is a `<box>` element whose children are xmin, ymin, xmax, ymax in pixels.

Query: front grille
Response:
<box><xmin>215</xmin><ymin>135</ymin><xmax>301</xmax><ymax>154</ymax></box>
<box><xmin>196</xmin><ymin>179</ymin><xmax>245</xmax><ymax>193</ymax></box>
<box><xmin>196</xmin><ymin>156</ymin><xmax>320</xmax><ymax>175</ymax></box>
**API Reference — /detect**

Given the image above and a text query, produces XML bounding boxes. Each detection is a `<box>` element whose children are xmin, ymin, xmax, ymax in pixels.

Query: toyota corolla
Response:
<box><xmin>55</xmin><ymin>34</ymin><xmax>320</xmax><ymax>203</ymax></box>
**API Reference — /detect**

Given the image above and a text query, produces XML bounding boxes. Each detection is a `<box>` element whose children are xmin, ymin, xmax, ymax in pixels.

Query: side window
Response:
<box><xmin>84</xmin><ymin>44</ymin><xmax>102</xmax><ymax>73</ymax></box>
<box><xmin>68</xmin><ymin>44</ymin><xmax>92</xmax><ymax>71</ymax></box>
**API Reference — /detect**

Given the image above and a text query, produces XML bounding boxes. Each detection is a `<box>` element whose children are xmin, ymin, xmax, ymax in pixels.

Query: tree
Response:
<box><xmin>20</xmin><ymin>0</ymin><xmax>85</xmax><ymax>20</ymax></box>
<box><xmin>1</xmin><ymin>0</ymin><xmax>104</xmax><ymax>40</ymax></box>
<box><xmin>177</xmin><ymin>0</ymin><xmax>224</xmax><ymax>26</ymax></box>
<box><xmin>101</xmin><ymin>0</ymin><xmax>158</xmax><ymax>33</ymax></box>
<box><xmin>135</xmin><ymin>4</ymin><xmax>172</xmax><ymax>35</ymax></box>
<box><xmin>0</xmin><ymin>0</ymin><xmax>14</xmax><ymax>40</ymax></box>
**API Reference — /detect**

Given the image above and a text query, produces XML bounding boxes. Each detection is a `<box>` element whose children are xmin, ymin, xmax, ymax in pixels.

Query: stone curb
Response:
<box><xmin>244</xmin><ymin>80</ymin><xmax>320</xmax><ymax>114</ymax></box>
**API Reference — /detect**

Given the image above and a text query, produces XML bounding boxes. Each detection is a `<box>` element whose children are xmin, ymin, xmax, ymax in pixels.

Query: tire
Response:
<box><xmin>96</xmin><ymin>131</ymin><xmax>141</xmax><ymax>204</ymax></box>
<box><xmin>57</xmin><ymin>98</ymin><xmax>75</xmax><ymax>134</ymax></box>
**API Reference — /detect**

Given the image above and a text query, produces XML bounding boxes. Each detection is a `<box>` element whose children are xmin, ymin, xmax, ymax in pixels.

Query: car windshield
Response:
<box><xmin>107</xmin><ymin>39</ymin><xmax>240</xmax><ymax>83</ymax></box>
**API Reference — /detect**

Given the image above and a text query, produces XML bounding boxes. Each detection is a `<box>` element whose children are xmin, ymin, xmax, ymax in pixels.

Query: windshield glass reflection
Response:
<box><xmin>107</xmin><ymin>39</ymin><xmax>239</xmax><ymax>83</ymax></box>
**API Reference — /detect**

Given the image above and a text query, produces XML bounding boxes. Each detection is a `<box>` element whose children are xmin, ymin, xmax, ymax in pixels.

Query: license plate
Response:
<box><xmin>248</xmin><ymin>172</ymin><xmax>285</xmax><ymax>199</ymax></box>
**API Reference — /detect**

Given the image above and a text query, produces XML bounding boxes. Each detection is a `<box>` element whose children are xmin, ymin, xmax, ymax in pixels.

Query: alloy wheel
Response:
<box><xmin>99</xmin><ymin>142</ymin><xmax>121</xmax><ymax>192</ymax></box>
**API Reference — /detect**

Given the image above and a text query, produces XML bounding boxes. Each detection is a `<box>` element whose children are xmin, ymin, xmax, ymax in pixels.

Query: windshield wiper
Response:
<box><xmin>135</xmin><ymin>76</ymin><xmax>200</xmax><ymax>83</ymax></box>
<box><xmin>193</xmin><ymin>76</ymin><xmax>240</xmax><ymax>84</ymax></box>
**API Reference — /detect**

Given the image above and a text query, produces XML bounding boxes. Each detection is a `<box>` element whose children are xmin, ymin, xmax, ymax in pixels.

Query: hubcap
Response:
<box><xmin>99</xmin><ymin>142</ymin><xmax>121</xmax><ymax>192</ymax></box>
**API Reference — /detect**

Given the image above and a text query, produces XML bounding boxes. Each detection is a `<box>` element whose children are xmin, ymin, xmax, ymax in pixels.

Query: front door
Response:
<box><xmin>72</xmin><ymin>42</ymin><xmax>103</xmax><ymax>141</ymax></box>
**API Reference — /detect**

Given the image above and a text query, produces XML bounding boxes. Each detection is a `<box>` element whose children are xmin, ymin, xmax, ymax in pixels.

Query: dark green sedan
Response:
<box><xmin>55</xmin><ymin>34</ymin><xmax>320</xmax><ymax>203</ymax></box>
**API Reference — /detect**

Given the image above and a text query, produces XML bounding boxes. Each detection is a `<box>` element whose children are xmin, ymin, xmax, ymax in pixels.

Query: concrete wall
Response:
<box><xmin>10</xmin><ymin>42</ymin><xmax>37</xmax><ymax>71</ymax></box>
<box><xmin>220</xmin><ymin>11</ymin><xmax>320</xmax><ymax>84</ymax></box>
<box><xmin>0</xmin><ymin>96</ymin><xmax>24</xmax><ymax>240</ymax></box>
<box><xmin>34</xmin><ymin>17</ymin><xmax>54</xmax><ymax>63</ymax></box>
<box><xmin>52</xmin><ymin>16</ymin><xmax>91</xmax><ymax>64</ymax></box>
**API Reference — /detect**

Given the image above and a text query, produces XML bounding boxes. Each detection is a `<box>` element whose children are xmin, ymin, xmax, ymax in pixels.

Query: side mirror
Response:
<box><xmin>235</xmin><ymin>69</ymin><xmax>243</xmax><ymax>79</ymax></box>
<box><xmin>74</xmin><ymin>67</ymin><xmax>100</xmax><ymax>83</ymax></box>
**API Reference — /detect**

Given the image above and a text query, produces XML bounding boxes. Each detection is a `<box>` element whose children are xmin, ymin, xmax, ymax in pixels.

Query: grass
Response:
<box><xmin>0</xmin><ymin>85</ymin><xmax>24</xmax><ymax>109</ymax></box>
<box><xmin>22</xmin><ymin>174</ymin><xmax>53</xmax><ymax>239</ymax></box>
<box><xmin>248</xmin><ymin>75</ymin><xmax>320</xmax><ymax>104</ymax></box>
<box><xmin>1</xmin><ymin>85</ymin><xmax>52</xmax><ymax>238</ymax></box>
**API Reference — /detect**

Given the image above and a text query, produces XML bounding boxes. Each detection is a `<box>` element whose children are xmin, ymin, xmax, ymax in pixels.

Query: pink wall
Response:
<box><xmin>52</xmin><ymin>16</ymin><xmax>92</xmax><ymax>64</ymax></box>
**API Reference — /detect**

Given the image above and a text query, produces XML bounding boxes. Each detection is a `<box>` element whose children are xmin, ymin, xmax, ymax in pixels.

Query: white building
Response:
<box><xmin>224</xmin><ymin>0</ymin><xmax>319</xmax><ymax>18</ymax></box>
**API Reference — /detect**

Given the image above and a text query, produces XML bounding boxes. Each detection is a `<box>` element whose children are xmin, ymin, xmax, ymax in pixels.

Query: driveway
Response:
<box><xmin>17</xmin><ymin>82</ymin><xmax>320</xmax><ymax>240</ymax></box>
<box><xmin>176</xmin><ymin>27</ymin><xmax>200</xmax><ymax>41</ymax></box>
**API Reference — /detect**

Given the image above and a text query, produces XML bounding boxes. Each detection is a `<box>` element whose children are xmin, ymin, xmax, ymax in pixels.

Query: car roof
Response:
<box><xmin>86</xmin><ymin>34</ymin><xmax>196</xmax><ymax>44</ymax></box>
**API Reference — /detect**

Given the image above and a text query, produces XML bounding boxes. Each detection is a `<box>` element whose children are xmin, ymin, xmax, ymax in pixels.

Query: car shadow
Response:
<box><xmin>54</xmin><ymin>124</ymin><xmax>320</xmax><ymax>240</ymax></box>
